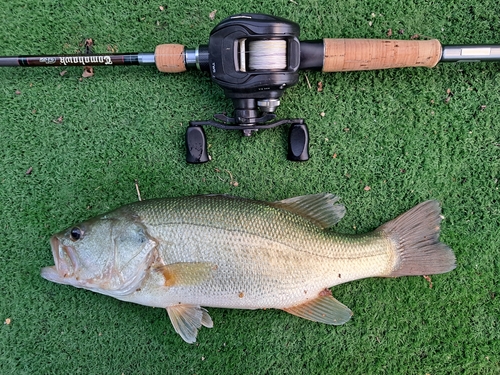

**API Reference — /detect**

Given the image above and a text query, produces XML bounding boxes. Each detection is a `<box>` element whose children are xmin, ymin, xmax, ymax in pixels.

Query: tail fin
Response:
<box><xmin>377</xmin><ymin>200</ymin><xmax>456</xmax><ymax>277</ymax></box>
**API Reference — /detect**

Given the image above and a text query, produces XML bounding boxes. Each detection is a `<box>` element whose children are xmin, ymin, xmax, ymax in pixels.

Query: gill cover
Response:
<box><xmin>45</xmin><ymin>215</ymin><xmax>158</xmax><ymax>297</ymax></box>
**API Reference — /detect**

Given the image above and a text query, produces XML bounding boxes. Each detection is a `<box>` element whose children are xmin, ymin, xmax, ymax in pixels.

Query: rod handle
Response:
<box><xmin>323</xmin><ymin>39</ymin><xmax>442</xmax><ymax>72</ymax></box>
<box><xmin>155</xmin><ymin>44</ymin><xmax>186</xmax><ymax>73</ymax></box>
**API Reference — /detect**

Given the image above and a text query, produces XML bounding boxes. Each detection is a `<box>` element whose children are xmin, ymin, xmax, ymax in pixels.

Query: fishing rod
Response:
<box><xmin>2</xmin><ymin>13</ymin><xmax>499</xmax><ymax>163</ymax></box>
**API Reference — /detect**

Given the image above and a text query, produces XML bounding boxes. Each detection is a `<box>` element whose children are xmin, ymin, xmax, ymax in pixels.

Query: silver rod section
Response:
<box><xmin>185</xmin><ymin>48</ymin><xmax>199</xmax><ymax>69</ymax></box>
<box><xmin>138</xmin><ymin>53</ymin><xmax>155</xmax><ymax>64</ymax></box>
<box><xmin>441</xmin><ymin>45</ymin><xmax>500</xmax><ymax>62</ymax></box>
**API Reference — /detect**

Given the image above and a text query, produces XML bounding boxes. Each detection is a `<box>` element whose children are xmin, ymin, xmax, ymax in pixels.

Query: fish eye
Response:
<box><xmin>70</xmin><ymin>227</ymin><xmax>83</xmax><ymax>241</ymax></box>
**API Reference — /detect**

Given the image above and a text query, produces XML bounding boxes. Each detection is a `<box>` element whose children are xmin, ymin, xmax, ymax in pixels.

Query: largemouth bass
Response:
<box><xmin>41</xmin><ymin>194</ymin><xmax>456</xmax><ymax>343</ymax></box>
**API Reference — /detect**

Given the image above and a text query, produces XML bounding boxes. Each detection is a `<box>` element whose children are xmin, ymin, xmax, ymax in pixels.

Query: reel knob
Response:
<box><xmin>186</xmin><ymin>126</ymin><xmax>209</xmax><ymax>164</ymax></box>
<box><xmin>257</xmin><ymin>99</ymin><xmax>280</xmax><ymax>113</ymax></box>
<box><xmin>288</xmin><ymin>122</ymin><xmax>309</xmax><ymax>161</ymax></box>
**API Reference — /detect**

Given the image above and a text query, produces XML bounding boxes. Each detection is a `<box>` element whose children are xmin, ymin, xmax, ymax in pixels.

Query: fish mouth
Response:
<box><xmin>40</xmin><ymin>236</ymin><xmax>78</xmax><ymax>285</ymax></box>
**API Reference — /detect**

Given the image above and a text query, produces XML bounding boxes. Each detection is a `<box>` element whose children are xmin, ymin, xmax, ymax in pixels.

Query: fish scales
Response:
<box><xmin>123</xmin><ymin>196</ymin><xmax>392</xmax><ymax>307</ymax></box>
<box><xmin>41</xmin><ymin>194</ymin><xmax>456</xmax><ymax>343</ymax></box>
<box><xmin>131</xmin><ymin>195</ymin><xmax>393</xmax><ymax>268</ymax></box>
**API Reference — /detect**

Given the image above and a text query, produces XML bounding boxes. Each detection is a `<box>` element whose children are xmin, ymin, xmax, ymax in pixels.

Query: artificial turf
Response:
<box><xmin>0</xmin><ymin>0</ymin><xmax>499</xmax><ymax>374</ymax></box>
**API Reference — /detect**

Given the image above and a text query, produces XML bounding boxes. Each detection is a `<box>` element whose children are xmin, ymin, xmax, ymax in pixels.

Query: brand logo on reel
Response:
<box><xmin>58</xmin><ymin>56</ymin><xmax>113</xmax><ymax>65</ymax></box>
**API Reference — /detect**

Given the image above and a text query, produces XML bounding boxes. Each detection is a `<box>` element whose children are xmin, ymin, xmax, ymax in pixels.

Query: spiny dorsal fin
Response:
<box><xmin>166</xmin><ymin>304</ymin><xmax>213</xmax><ymax>344</ymax></box>
<box><xmin>282</xmin><ymin>290</ymin><xmax>353</xmax><ymax>325</ymax></box>
<box><xmin>272</xmin><ymin>193</ymin><xmax>345</xmax><ymax>229</ymax></box>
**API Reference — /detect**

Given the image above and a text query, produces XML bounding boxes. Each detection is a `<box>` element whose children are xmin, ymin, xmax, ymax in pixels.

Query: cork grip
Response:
<box><xmin>155</xmin><ymin>44</ymin><xmax>186</xmax><ymax>73</ymax></box>
<box><xmin>323</xmin><ymin>39</ymin><xmax>442</xmax><ymax>72</ymax></box>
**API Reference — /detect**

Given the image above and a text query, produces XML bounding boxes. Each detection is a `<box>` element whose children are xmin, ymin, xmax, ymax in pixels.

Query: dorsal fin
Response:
<box><xmin>272</xmin><ymin>193</ymin><xmax>345</xmax><ymax>229</ymax></box>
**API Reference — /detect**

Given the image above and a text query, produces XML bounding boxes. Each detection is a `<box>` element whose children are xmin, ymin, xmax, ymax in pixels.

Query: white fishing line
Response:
<box><xmin>248</xmin><ymin>40</ymin><xmax>287</xmax><ymax>70</ymax></box>
<box><xmin>238</xmin><ymin>38</ymin><xmax>247</xmax><ymax>72</ymax></box>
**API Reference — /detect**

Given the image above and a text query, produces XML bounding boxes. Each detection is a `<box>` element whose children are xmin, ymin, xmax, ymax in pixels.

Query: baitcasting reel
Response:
<box><xmin>183</xmin><ymin>14</ymin><xmax>310</xmax><ymax>163</ymax></box>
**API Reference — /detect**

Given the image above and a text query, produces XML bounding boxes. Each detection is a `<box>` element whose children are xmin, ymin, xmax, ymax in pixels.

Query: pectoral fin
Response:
<box><xmin>282</xmin><ymin>292</ymin><xmax>353</xmax><ymax>325</ymax></box>
<box><xmin>155</xmin><ymin>262</ymin><xmax>215</xmax><ymax>287</ymax></box>
<box><xmin>166</xmin><ymin>304</ymin><xmax>213</xmax><ymax>344</ymax></box>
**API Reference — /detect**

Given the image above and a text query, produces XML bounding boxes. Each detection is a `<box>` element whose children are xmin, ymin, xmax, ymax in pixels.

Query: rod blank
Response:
<box><xmin>0</xmin><ymin>53</ymin><xmax>145</xmax><ymax>67</ymax></box>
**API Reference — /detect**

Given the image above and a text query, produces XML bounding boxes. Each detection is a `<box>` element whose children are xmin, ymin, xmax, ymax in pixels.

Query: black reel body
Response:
<box><xmin>186</xmin><ymin>14</ymin><xmax>309</xmax><ymax>163</ymax></box>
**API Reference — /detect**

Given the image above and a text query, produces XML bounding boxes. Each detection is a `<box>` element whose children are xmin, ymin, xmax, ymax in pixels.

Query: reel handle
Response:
<box><xmin>322</xmin><ymin>39</ymin><xmax>442</xmax><ymax>72</ymax></box>
<box><xmin>186</xmin><ymin>118</ymin><xmax>309</xmax><ymax>163</ymax></box>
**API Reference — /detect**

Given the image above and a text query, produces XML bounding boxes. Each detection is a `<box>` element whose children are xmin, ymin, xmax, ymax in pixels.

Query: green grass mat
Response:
<box><xmin>1</xmin><ymin>1</ymin><xmax>499</xmax><ymax>374</ymax></box>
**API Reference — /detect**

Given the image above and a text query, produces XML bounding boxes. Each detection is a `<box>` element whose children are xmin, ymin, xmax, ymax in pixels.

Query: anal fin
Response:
<box><xmin>283</xmin><ymin>291</ymin><xmax>353</xmax><ymax>325</ymax></box>
<box><xmin>166</xmin><ymin>304</ymin><xmax>213</xmax><ymax>343</ymax></box>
